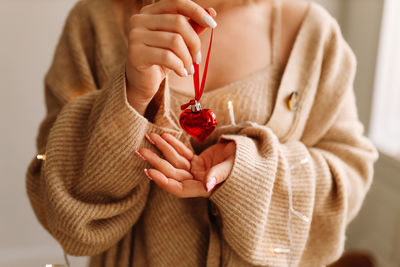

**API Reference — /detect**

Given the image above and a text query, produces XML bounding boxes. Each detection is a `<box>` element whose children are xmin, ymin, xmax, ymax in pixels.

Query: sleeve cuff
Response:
<box><xmin>209</xmin><ymin>134</ymin><xmax>275</xmax><ymax>212</ymax></box>
<box><xmin>54</xmin><ymin>64</ymin><xmax>182</xmax><ymax>200</ymax></box>
<box><xmin>209</xmin><ymin>132</ymin><xmax>312</xmax><ymax>215</ymax></box>
<box><xmin>208</xmin><ymin>132</ymin><xmax>313</xmax><ymax>265</ymax></box>
<box><xmin>107</xmin><ymin>64</ymin><xmax>182</xmax><ymax>139</ymax></box>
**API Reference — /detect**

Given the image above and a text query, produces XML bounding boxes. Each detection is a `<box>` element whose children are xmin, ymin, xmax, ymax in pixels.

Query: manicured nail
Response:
<box><xmin>144</xmin><ymin>168</ymin><xmax>152</xmax><ymax>180</ymax></box>
<box><xmin>183</xmin><ymin>68</ymin><xmax>188</xmax><ymax>77</ymax></box>
<box><xmin>195</xmin><ymin>51</ymin><xmax>202</xmax><ymax>65</ymax></box>
<box><xmin>135</xmin><ymin>151</ymin><xmax>146</xmax><ymax>161</ymax></box>
<box><xmin>206</xmin><ymin>177</ymin><xmax>217</xmax><ymax>192</ymax></box>
<box><xmin>189</xmin><ymin>64</ymin><xmax>195</xmax><ymax>75</ymax></box>
<box><xmin>203</xmin><ymin>14</ymin><xmax>217</xmax><ymax>28</ymax></box>
<box><xmin>145</xmin><ymin>134</ymin><xmax>155</xmax><ymax>145</ymax></box>
<box><xmin>208</xmin><ymin>7</ymin><xmax>217</xmax><ymax>17</ymax></box>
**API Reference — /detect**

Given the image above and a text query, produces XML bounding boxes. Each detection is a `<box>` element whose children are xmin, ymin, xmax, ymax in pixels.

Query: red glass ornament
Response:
<box><xmin>179</xmin><ymin>13</ymin><xmax>216</xmax><ymax>142</ymax></box>
<box><xmin>179</xmin><ymin>108</ymin><xmax>217</xmax><ymax>142</ymax></box>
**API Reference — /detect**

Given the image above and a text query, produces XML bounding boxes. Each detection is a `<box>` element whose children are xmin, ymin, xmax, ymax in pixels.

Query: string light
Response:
<box><xmin>287</xmin><ymin>157</ymin><xmax>311</xmax><ymax>266</ymax></box>
<box><xmin>64</xmin><ymin>251</ymin><xmax>70</xmax><ymax>267</ymax></box>
<box><xmin>274</xmin><ymin>248</ymin><xmax>291</xmax><ymax>254</ymax></box>
<box><xmin>36</xmin><ymin>154</ymin><xmax>46</xmax><ymax>160</ymax></box>
<box><xmin>224</xmin><ymin>101</ymin><xmax>311</xmax><ymax>266</ymax></box>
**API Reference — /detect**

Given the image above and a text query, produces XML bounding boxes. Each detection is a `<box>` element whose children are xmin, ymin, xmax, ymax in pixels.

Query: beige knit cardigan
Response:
<box><xmin>26</xmin><ymin>0</ymin><xmax>378</xmax><ymax>266</ymax></box>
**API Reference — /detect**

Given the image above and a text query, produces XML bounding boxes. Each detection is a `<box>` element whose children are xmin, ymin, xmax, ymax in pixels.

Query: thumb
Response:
<box><xmin>205</xmin><ymin>156</ymin><xmax>234</xmax><ymax>192</ymax></box>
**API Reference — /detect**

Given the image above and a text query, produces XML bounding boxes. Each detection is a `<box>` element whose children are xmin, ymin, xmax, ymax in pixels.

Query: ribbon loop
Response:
<box><xmin>180</xmin><ymin>99</ymin><xmax>195</xmax><ymax>110</ymax></box>
<box><xmin>179</xmin><ymin>26</ymin><xmax>217</xmax><ymax>142</ymax></box>
<box><xmin>181</xmin><ymin>28</ymin><xmax>214</xmax><ymax>111</ymax></box>
<box><xmin>193</xmin><ymin>29</ymin><xmax>214</xmax><ymax>103</ymax></box>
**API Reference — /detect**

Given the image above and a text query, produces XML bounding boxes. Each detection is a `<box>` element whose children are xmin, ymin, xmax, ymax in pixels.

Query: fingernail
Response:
<box><xmin>183</xmin><ymin>68</ymin><xmax>188</xmax><ymax>77</ymax></box>
<box><xmin>203</xmin><ymin>14</ymin><xmax>217</xmax><ymax>28</ymax></box>
<box><xmin>144</xmin><ymin>168</ymin><xmax>152</xmax><ymax>180</ymax></box>
<box><xmin>145</xmin><ymin>134</ymin><xmax>155</xmax><ymax>145</ymax></box>
<box><xmin>136</xmin><ymin>151</ymin><xmax>146</xmax><ymax>161</ymax></box>
<box><xmin>206</xmin><ymin>177</ymin><xmax>217</xmax><ymax>192</ymax></box>
<box><xmin>189</xmin><ymin>64</ymin><xmax>195</xmax><ymax>75</ymax></box>
<box><xmin>195</xmin><ymin>51</ymin><xmax>202</xmax><ymax>65</ymax></box>
<box><xmin>208</xmin><ymin>7</ymin><xmax>217</xmax><ymax>17</ymax></box>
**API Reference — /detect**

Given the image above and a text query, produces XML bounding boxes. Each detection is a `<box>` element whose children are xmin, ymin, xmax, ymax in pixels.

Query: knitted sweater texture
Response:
<box><xmin>26</xmin><ymin>0</ymin><xmax>378</xmax><ymax>266</ymax></box>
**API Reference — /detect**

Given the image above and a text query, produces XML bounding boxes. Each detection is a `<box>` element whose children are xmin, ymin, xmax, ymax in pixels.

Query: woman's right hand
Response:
<box><xmin>125</xmin><ymin>0</ymin><xmax>217</xmax><ymax>115</ymax></box>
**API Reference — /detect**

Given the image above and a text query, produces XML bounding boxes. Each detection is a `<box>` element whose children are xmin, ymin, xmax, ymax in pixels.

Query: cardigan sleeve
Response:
<box><xmin>26</xmin><ymin>2</ymin><xmax>179</xmax><ymax>256</ymax></box>
<box><xmin>209</xmin><ymin>18</ymin><xmax>378</xmax><ymax>267</ymax></box>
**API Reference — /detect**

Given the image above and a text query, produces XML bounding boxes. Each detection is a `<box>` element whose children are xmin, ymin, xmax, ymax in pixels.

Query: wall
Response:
<box><xmin>340</xmin><ymin>1</ymin><xmax>400</xmax><ymax>267</ymax></box>
<box><xmin>312</xmin><ymin>0</ymin><xmax>343</xmax><ymax>21</ymax></box>
<box><xmin>341</xmin><ymin>0</ymin><xmax>384</xmax><ymax>132</ymax></box>
<box><xmin>0</xmin><ymin>0</ymin><xmax>86</xmax><ymax>266</ymax></box>
<box><xmin>314</xmin><ymin>2</ymin><xmax>400</xmax><ymax>267</ymax></box>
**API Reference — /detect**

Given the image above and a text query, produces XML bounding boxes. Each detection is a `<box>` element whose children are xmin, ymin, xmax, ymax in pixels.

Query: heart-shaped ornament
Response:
<box><xmin>179</xmin><ymin>109</ymin><xmax>217</xmax><ymax>142</ymax></box>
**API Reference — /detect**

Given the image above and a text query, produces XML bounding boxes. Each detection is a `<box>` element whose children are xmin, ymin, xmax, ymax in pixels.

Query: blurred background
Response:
<box><xmin>0</xmin><ymin>0</ymin><xmax>399</xmax><ymax>266</ymax></box>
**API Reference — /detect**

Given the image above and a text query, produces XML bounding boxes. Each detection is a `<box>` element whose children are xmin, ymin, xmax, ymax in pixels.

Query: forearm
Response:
<box><xmin>27</xmin><ymin>66</ymin><xmax>181</xmax><ymax>255</ymax></box>
<box><xmin>209</xmin><ymin>122</ymin><xmax>377</xmax><ymax>266</ymax></box>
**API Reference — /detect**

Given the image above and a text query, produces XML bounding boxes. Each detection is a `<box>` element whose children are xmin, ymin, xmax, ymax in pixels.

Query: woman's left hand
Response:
<box><xmin>137</xmin><ymin>133</ymin><xmax>235</xmax><ymax>198</ymax></box>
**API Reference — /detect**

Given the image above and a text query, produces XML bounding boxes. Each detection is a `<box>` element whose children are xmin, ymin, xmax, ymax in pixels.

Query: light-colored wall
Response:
<box><xmin>312</xmin><ymin>0</ymin><xmax>383</xmax><ymax>131</ymax></box>
<box><xmin>340</xmin><ymin>2</ymin><xmax>400</xmax><ymax>267</ymax></box>
<box><xmin>0</xmin><ymin>0</ymin><xmax>391</xmax><ymax>266</ymax></box>
<box><xmin>341</xmin><ymin>0</ymin><xmax>384</xmax><ymax>132</ymax></box>
<box><xmin>0</xmin><ymin>1</ymin><xmax>86</xmax><ymax>266</ymax></box>
<box><xmin>312</xmin><ymin>0</ymin><xmax>343</xmax><ymax>21</ymax></box>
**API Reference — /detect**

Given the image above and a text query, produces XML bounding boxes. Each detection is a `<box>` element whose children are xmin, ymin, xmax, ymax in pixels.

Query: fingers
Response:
<box><xmin>139</xmin><ymin>134</ymin><xmax>235</xmax><ymax>196</ymax></box>
<box><xmin>147</xmin><ymin>133</ymin><xmax>191</xmax><ymax>170</ymax></box>
<box><xmin>133</xmin><ymin>14</ymin><xmax>201</xmax><ymax>64</ymax></box>
<box><xmin>138</xmin><ymin>148</ymin><xmax>193</xmax><ymax>181</ymax></box>
<box><xmin>129</xmin><ymin>42</ymin><xmax>187</xmax><ymax>77</ymax></box>
<box><xmin>128</xmin><ymin>0</ymin><xmax>218</xmax><ymax>78</ymax></box>
<box><xmin>144</xmin><ymin>31</ymin><xmax>194</xmax><ymax>75</ymax></box>
<box><xmin>160</xmin><ymin>133</ymin><xmax>194</xmax><ymax>161</ymax></box>
<box><xmin>223</xmin><ymin>141</ymin><xmax>236</xmax><ymax>154</ymax></box>
<box><xmin>140</xmin><ymin>0</ymin><xmax>217</xmax><ymax>29</ymax></box>
<box><xmin>198</xmin><ymin>142</ymin><xmax>231</xmax><ymax>167</ymax></box>
<box><xmin>205</xmin><ymin>155</ymin><xmax>235</xmax><ymax>192</ymax></box>
<box><xmin>145</xmin><ymin>168</ymin><xmax>209</xmax><ymax>198</ymax></box>
<box><xmin>129</xmin><ymin>14</ymin><xmax>200</xmax><ymax>71</ymax></box>
<box><xmin>207</xmin><ymin>7</ymin><xmax>217</xmax><ymax>17</ymax></box>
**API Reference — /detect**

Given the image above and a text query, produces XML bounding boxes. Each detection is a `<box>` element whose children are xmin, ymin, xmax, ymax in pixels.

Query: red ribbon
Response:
<box><xmin>180</xmin><ymin>28</ymin><xmax>214</xmax><ymax>110</ymax></box>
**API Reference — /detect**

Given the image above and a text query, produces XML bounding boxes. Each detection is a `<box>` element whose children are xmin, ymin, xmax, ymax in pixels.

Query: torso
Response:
<box><xmin>112</xmin><ymin>0</ymin><xmax>309</xmax><ymax>95</ymax></box>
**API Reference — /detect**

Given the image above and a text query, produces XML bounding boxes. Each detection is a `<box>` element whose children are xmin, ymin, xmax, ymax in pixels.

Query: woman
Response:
<box><xmin>26</xmin><ymin>0</ymin><xmax>378</xmax><ymax>266</ymax></box>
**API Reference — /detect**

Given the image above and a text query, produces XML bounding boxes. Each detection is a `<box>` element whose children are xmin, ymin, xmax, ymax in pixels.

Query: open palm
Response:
<box><xmin>138</xmin><ymin>133</ymin><xmax>235</xmax><ymax>198</ymax></box>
